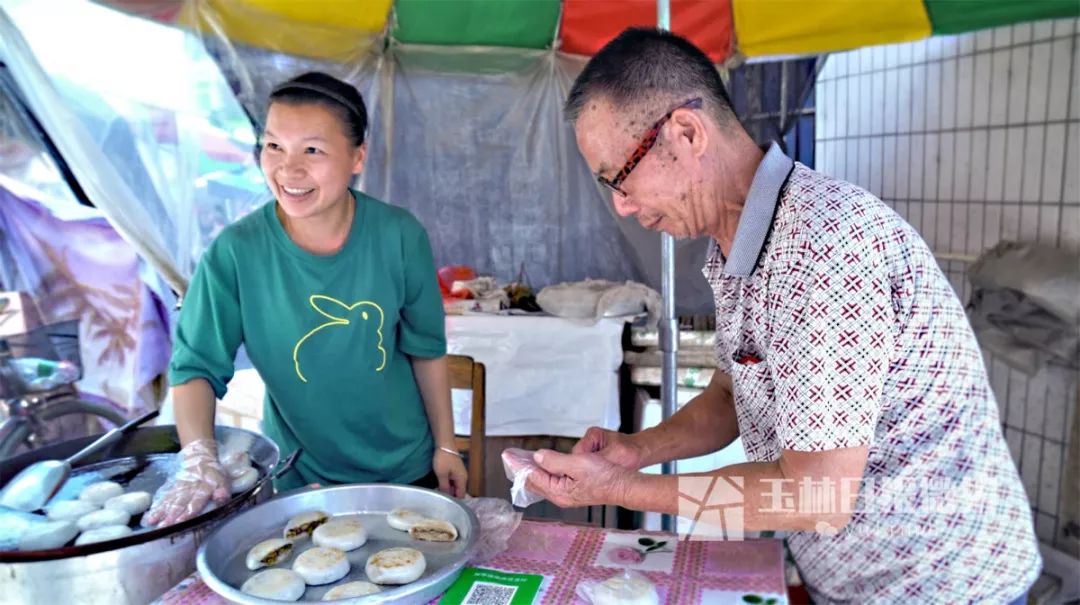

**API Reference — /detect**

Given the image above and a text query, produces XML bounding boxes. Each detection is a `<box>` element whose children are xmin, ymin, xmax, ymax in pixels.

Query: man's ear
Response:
<box><xmin>670</xmin><ymin>109</ymin><xmax>709</xmax><ymax>159</ymax></box>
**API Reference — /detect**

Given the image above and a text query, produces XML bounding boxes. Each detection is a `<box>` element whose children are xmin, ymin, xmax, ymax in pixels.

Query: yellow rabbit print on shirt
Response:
<box><xmin>292</xmin><ymin>295</ymin><xmax>386</xmax><ymax>382</ymax></box>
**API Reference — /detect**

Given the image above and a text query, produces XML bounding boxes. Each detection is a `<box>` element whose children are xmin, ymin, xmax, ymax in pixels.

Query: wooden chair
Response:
<box><xmin>447</xmin><ymin>354</ymin><xmax>486</xmax><ymax>497</ymax></box>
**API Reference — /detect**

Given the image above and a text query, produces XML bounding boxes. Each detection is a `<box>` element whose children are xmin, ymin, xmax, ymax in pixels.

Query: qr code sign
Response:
<box><xmin>463</xmin><ymin>581</ymin><xmax>519</xmax><ymax>605</ymax></box>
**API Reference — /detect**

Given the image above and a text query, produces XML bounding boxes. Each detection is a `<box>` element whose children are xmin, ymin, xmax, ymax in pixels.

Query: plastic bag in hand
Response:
<box><xmin>500</xmin><ymin>448</ymin><xmax>545</xmax><ymax>508</ymax></box>
<box><xmin>462</xmin><ymin>496</ymin><xmax>523</xmax><ymax>563</ymax></box>
<box><xmin>576</xmin><ymin>569</ymin><xmax>659</xmax><ymax>605</ymax></box>
<box><xmin>143</xmin><ymin>439</ymin><xmax>230</xmax><ymax>527</ymax></box>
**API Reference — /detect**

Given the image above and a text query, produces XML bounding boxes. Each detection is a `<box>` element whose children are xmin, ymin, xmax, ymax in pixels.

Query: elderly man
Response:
<box><xmin>527</xmin><ymin>28</ymin><xmax>1041</xmax><ymax>604</ymax></box>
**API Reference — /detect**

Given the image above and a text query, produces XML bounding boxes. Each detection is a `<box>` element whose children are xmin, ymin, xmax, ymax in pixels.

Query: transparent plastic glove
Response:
<box><xmin>144</xmin><ymin>439</ymin><xmax>231</xmax><ymax>527</ymax></box>
<box><xmin>576</xmin><ymin>569</ymin><xmax>659</xmax><ymax>605</ymax></box>
<box><xmin>500</xmin><ymin>448</ymin><xmax>545</xmax><ymax>507</ymax></box>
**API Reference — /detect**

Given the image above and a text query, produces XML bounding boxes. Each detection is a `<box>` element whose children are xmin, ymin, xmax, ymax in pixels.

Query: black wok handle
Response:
<box><xmin>250</xmin><ymin>448</ymin><xmax>302</xmax><ymax>499</ymax></box>
<box><xmin>273</xmin><ymin>449</ymin><xmax>302</xmax><ymax>480</ymax></box>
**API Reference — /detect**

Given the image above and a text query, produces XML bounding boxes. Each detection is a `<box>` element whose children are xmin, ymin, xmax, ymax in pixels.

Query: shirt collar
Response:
<box><xmin>722</xmin><ymin>142</ymin><xmax>795</xmax><ymax>277</ymax></box>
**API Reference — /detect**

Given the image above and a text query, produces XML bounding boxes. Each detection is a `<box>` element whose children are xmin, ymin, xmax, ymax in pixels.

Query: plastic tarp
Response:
<box><xmin>394</xmin><ymin>0</ymin><xmax>560</xmax><ymax>49</ymax></box>
<box><xmin>924</xmin><ymin>0</ymin><xmax>1080</xmax><ymax>34</ymax></box>
<box><xmin>2</xmin><ymin>0</ymin><xmax>268</xmax><ymax>292</ymax></box>
<box><xmin>0</xmin><ymin>3</ymin><xmax>185</xmax><ymax>293</ymax></box>
<box><xmin>7</xmin><ymin>0</ymin><xmax>819</xmax><ymax>314</ymax></box>
<box><xmin>201</xmin><ymin>24</ymin><xmax>720</xmax><ymax>312</ymax></box>
<box><xmin>363</xmin><ymin>47</ymin><xmax>647</xmax><ymax>291</ymax></box>
<box><xmin>445</xmin><ymin>315</ymin><xmax>623</xmax><ymax>437</ymax></box>
<box><xmin>732</xmin><ymin>0</ymin><xmax>931</xmax><ymax>58</ymax></box>
<box><xmin>967</xmin><ymin>240</ymin><xmax>1080</xmax><ymax>375</ymax></box>
<box><xmin>0</xmin><ymin>73</ymin><xmax>80</xmax><ymax>224</ymax></box>
<box><xmin>559</xmin><ymin>0</ymin><xmax>734</xmax><ymax>62</ymax></box>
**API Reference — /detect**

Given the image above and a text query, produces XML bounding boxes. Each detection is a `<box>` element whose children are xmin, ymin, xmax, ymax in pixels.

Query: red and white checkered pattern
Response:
<box><xmin>704</xmin><ymin>164</ymin><xmax>1041</xmax><ymax>603</ymax></box>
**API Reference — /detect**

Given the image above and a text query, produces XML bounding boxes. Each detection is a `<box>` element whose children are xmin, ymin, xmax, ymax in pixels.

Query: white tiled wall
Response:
<box><xmin>816</xmin><ymin>19</ymin><xmax>1080</xmax><ymax>551</ymax></box>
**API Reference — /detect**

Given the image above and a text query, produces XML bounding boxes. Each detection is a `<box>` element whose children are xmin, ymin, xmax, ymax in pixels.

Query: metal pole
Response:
<box><xmin>779</xmin><ymin>62</ymin><xmax>789</xmax><ymax>139</ymax></box>
<box><xmin>657</xmin><ymin>0</ymin><xmax>670</xmax><ymax>32</ymax></box>
<box><xmin>656</xmin><ymin>0</ymin><xmax>678</xmax><ymax>534</ymax></box>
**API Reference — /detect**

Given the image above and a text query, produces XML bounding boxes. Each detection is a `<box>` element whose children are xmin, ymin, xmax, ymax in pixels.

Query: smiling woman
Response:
<box><xmin>257</xmin><ymin>73</ymin><xmax>368</xmax><ymax>254</ymax></box>
<box><xmin>144</xmin><ymin>72</ymin><xmax>469</xmax><ymax>529</ymax></box>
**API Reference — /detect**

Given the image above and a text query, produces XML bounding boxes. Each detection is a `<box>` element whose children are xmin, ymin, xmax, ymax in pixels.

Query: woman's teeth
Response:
<box><xmin>283</xmin><ymin>186</ymin><xmax>314</xmax><ymax>195</ymax></box>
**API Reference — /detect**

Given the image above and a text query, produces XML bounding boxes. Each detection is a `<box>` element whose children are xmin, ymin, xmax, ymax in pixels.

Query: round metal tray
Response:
<box><xmin>197</xmin><ymin>484</ymin><xmax>479</xmax><ymax>604</ymax></box>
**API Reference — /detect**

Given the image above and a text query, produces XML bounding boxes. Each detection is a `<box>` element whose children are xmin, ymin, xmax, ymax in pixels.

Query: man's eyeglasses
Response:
<box><xmin>596</xmin><ymin>97</ymin><xmax>703</xmax><ymax>196</ymax></box>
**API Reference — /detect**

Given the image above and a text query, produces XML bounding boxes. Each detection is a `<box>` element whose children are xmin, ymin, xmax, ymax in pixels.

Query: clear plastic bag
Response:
<box><xmin>500</xmin><ymin>448</ymin><xmax>545</xmax><ymax>508</ymax></box>
<box><xmin>576</xmin><ymin>569</ymin><xmax>660</xmax><ymax>605</ymax></box>
<box><xmin>6</xmin><ymin>358</ymin><xmax>79</xmax><ymax>391</ymax></box>
<box><xmin>461</xmin><ymin>496</ymin><xmax>523</xmax><ymax>564</ymax></box>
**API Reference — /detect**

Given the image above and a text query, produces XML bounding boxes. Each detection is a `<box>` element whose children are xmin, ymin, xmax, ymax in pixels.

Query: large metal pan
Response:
<box><xmin>0</xmin><ymin>425</ymin><xmax>293</xmax><ymax>605</ymax></box>
<box><xmin>198</xmin><ymin>484</ymin><xmax>480</xmax><ymax>604</ymax></box>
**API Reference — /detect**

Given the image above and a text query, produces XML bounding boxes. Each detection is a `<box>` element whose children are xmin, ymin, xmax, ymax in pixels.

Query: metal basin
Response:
<box><xmin>0</xmin><ymin>425</ymin><xmax>286</xmax><ymax>605</ymax></box>
<box><xmin>198</xmin><ymin>484</ymin><xmax>479</xmax><ymax>604</ymax></box>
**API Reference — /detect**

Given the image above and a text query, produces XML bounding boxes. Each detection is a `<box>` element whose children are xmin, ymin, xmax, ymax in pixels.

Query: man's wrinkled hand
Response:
<box><xmin>525</xmin><ymin>449</ymin><xmax>635</xmax><ymax>509</ymax></box>
<box><xmin>572</xmin><ymin>427</ymin><xmax>645</xmax><ymax>470</ymax></box>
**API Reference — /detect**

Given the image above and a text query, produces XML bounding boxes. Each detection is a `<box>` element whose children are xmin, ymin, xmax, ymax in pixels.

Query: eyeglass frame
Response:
<box><xmin>595</xmin><ymin>97</ymin><xmax>704</xmax><ymax>196</ymax></box>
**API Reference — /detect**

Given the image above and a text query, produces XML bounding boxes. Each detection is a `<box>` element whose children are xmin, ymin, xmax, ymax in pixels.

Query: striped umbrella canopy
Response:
<box><xmin>95</xmin><ymin>0</ymin><xmax>1078</xmax><ymax>64</ymax></box>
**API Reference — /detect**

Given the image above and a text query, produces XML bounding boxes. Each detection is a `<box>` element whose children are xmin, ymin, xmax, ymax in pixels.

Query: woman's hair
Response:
<box><xmin>267</xmin><ymin>72</ymin><xmax>368</xmax><ymax>147</ymax></box>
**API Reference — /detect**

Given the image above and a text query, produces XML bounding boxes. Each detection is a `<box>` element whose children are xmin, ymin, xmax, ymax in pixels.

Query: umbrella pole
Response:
<box><xmin>656</xmin><ymin>0</ymin><xmax>678</xmax><ymax>535</ymax></box>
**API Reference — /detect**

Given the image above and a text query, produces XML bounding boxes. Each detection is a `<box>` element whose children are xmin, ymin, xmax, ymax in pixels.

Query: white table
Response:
<box><xmin>446</xmin><ymin>314</ymin><xmax>624</xmax><ymax>438</ymax></box>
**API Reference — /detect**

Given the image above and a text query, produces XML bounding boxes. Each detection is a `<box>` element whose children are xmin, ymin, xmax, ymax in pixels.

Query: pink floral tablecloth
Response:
<box><xmin>155</xmin><ymin>520</ymin><xmax>787</xmax><ymax>604</ymax></box>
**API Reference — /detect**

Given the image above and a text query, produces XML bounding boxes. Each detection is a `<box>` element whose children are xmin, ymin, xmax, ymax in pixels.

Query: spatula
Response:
<box><xmin>0</xmin><ymin>409</ymin><xmax>159</xmax><ymax>512</ymax></box>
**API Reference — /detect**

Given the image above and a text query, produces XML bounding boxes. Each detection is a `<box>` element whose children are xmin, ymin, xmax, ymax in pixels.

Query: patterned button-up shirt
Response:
<box><xmin>703</xmin><ymin>144</ymin><xmax>1041</xmax><ymax>603</ymax></box>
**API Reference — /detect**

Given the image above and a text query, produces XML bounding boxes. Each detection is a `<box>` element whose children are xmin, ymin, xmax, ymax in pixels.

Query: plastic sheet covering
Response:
<box><xmin>200</xmin><ymin>39</ymin><xmax>383</xmax><ymax>140</ymax></box>
<box><xmin>25</xmin><ymin>0</ymin><xmax>714</xmax><ymax>313</ymax></box>
<box><xmin>206</xmin><ymin>37</ymin><xmax>718</xmax><ymax>310</ymax></box>
<box><xmin>0</xmin><ymin>69</ymin><xmax>97</xmax><ymax>306</ymax></box>
<box><xmin>374</xmin><ymin>47</ymin><xmax>718</xmax><ymax>309</ymax></box>
<box><xmin>0</xmin><ymin>77</ymin><xmax>80</xmax><ymax>221</ymax></box>
<box><xmin>732</xmin><ymin>0</ymin><xmax>931</xmax><ymax>58</ymax></box>
<box><xmin>967</xmin><ymin>241</ymin><xmax>1080</xmax><ymax>375</ymax></box>
<box><xmin>2</xmin><ymin>0</ymin><xmax>268</xmax><ymax>293</ymax></box>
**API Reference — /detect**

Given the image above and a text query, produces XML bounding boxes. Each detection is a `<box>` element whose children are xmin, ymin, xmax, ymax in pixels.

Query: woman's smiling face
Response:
<box><xmin>259</xmin><ymin>101</ymin><xmax>365</xmax><ymax>221</ymax></box>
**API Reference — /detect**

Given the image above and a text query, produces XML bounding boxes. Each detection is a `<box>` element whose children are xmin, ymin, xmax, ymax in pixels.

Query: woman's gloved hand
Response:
<box><xmin>144</xmin><ymin>439</ymin><xmax>231</xmax><ymax>527</ymax></box>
